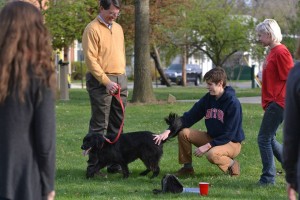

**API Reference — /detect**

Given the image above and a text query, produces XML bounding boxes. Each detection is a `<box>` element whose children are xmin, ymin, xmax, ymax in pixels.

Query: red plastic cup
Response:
<box><xmin>199</xmin><ymin>182</ymin><xmax>209</xmax><ymax>196</ymax></box>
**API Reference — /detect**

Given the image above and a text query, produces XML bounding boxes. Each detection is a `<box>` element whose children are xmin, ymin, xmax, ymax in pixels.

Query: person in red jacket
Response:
<box><xmin>255</xmin><ymin>19</ymin><xmax>294</xmax><ymax>186</ymax></box>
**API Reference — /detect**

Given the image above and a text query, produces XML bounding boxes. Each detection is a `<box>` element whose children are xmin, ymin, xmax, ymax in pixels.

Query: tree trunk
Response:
<box><xmin>150</xmin><ymin>44</ymin><xmax>171</xmax><ymax>87</ymax></box>
<box><xmin>132</xmin><ymin>0</ymin><xmax>156</xmax><ymax>103</ymax></box>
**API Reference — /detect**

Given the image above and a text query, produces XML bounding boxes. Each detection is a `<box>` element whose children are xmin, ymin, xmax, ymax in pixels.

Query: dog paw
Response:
<box><xmin>122</xmin><ymin>173</ymin><xmax>129</xmax><ymax>179</ymax></box>
<box><xmin>150</xmin><ymin>174</ymin><xmax>159</xmax><ymax>179</ymax></box>
<box><xmin>95</xmin><ymin>171</ymin><xmax>108</xmax><ymax>178</ymax></box>
<box><xmin>86</xmin><ymin>174</ymin><xmax>94</xmax><ymax>179</ymax></box>
<box><xmin>86</xmin><ymin>171</ymin><xmax>95</xmax><ymax>179</ymax></box>
<box><xmin>139</xmin><ymin>169</ymin><xmax>150</xmax><ymax>176</ymax></box>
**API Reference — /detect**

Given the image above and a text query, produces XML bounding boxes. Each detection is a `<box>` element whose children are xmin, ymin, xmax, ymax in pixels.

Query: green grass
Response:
<box><xmin>55</xmin><ymin>88</ymin><xmax>286</xmax><ymax>200</ymax></box>
<box><xmin>127</xmin><ymin>86</ymin><xmax>261</xmax><ymax>101</ymax></box>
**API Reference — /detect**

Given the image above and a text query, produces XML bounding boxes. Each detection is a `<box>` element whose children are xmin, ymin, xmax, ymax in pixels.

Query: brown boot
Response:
<box><xmin>228</xmin><ymin>160</ymin><xmax>240</xmax><ymax>176</ymax></box>
<box><xmin>175</xmin><ymin>167</ymin><xmax>195</xmax><ymax>177</ymax></box>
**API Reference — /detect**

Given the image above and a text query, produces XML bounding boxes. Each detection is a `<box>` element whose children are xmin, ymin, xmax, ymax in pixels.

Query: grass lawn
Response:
<box><xmin>55</xmin><ymin>87</ymin><xmax>286</xmax><ymax>200</ymax></box>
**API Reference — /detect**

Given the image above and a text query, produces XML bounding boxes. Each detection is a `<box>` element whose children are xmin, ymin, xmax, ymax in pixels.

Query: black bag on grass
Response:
<box><xmin>153</xmin><ymin>174</ymin><xmax>183</xmax><ymax>194</ymax></box>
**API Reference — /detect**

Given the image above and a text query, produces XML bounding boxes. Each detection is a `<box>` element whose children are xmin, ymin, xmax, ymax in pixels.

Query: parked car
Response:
<box><xmin>161</xmin><ymin>63</ymin><xmax>202</xmax><ymax>86</ymax></box>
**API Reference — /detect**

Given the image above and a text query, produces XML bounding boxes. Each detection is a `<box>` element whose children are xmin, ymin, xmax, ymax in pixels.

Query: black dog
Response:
<box><xmin>81</xmin><ymin>131</ymin><xmax>164</xmax><ymax>179</ymax></box>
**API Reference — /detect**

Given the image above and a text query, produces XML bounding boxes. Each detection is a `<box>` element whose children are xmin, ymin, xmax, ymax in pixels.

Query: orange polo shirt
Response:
<box><xmin>82</xmin><ymin>17</ymin><xmax>126</xmax><ymax>85</ymax></box>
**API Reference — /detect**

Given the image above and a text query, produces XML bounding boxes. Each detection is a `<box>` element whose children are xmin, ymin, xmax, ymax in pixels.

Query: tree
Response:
<box><xmin>0</xmin><ymin>0</ymin><xmax>7</xmax><ymax>8</ymax></box>
<box><xmin>45</xmin><ymin>0</ymin><xmax>97</xmax><ymax>51</ymax></box>
<box><xmin>185</xmin><ymin>0</ymin><xmax>256</xmax><ymax>67</ymax></box>
<box><xmin>248</xmin><ymin>0</ymin><xmax>299</xmax><ymax>56</ymax></box>
<box><xmin>149</xmin><ymin>1</ymin><xmax>195</xmax><ymax>86</ymax></box>
<box><xmin>118</xmin><ymin>0</ymin><xmax>186</xmax><ymax>87</ymax></box>
<box><xmin>281</xmin><ymin>0</ymin><xmax>300</xmax><ymax>56</ymax></box>
<box><xmin>150</xmin><ymin>43</ymin><xmax>172</xmax><ymax>87</ymax></box>
<box><xmin>250</xmin><ymin>0</ymin><xmax>298</xmax><ymax>31</ymax></box>
<box><xmin>131</xmin><ymin>0</ymin><xmax>156</xmax><ymax>103</ymax></box>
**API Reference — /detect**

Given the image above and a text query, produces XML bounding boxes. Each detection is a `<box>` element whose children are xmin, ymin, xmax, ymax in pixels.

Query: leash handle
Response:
<box><xmin>105</xmin><ymin>85</ymin><xmax>124</xmax><ymax>144</ymax></box>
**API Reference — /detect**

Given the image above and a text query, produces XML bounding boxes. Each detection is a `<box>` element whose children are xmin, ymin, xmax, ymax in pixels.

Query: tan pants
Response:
<box><xmin>178</xmin><ymin>128</ymin><xmax>241</xmax><ymax>172</ymax></box>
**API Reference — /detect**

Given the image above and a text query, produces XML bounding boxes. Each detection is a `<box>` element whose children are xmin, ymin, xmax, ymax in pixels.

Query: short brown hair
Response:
<box><xmin>203</xmin><ymin>67</ymin><xmax>227</xmax><ymax>88</ymax></box>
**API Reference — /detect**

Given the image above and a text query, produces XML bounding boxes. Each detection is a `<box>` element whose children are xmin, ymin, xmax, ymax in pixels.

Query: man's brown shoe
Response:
<box><xmin>175</xmin><ymin>167</ymin><xmax>195</xmax><ymax>177</ymax></box>
<box><xmin>228</xmin><ymin>160</ymin><xmax>240</xmax><ymax>176</ymax></box>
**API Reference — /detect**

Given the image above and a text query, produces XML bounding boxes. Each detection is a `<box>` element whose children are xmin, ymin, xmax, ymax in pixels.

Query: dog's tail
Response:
<box><xmin>165</xmin><ymin>112</ymin><xmax>184</xmax><ymax>139</ymax></box>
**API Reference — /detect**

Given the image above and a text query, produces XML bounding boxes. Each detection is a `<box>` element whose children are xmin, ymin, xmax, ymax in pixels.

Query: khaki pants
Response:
<box><xmin>178</xmin><ymin>128</ymin><xmax>241</xmax><ymax>172</ymax></box>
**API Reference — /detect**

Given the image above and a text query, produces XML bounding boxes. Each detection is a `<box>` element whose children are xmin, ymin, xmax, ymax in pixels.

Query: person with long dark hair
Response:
<box><xmin>0</xmin><ymin>1</ymin><xmax>56</xmax><ymax>200</ymax></box>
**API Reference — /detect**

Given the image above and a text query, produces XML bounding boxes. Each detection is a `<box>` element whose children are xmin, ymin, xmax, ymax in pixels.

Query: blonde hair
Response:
<box><xmin>0</xmin><ymin>1</ymin><xmax>56</xmax><ymax>103</ymax></box>
<box><xmin>256</xmin><ymin>19</ymin><xmax>282</xmax><ymax>43</ymax></box>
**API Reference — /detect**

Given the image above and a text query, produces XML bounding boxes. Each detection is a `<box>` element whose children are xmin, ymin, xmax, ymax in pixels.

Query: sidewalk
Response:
<box><xmin>238</xmin><ymin>96</ymin><xmax>261</xmax><ymax>104</ymax></box>
<box><xmin>177</xmin><ymin>96</ymin><xmax>260</xmax><ymax>104</ymax></box>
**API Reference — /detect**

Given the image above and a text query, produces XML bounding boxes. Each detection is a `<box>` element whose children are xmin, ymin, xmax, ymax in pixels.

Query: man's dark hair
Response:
<box><xmin>100</xmin><ymin>0</ymin><xmax>121</xmax><ymax>10</ymax></box>
<box><xmin>203</xmin><ymin>67</ymin><xmax>227</xmax><ymax>88</ymax></box>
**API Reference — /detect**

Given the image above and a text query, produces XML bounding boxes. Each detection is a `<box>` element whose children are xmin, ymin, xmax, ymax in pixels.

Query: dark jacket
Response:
<box><xmin>283</xmin><ymin>62</ymin><xmax>300</xmax><ymax>193</ymax></box>
<box><xmin>181</xmin><ymin>86</ymin><xmax>245</xmax><ymax>147</ymax></box>
<box><xmin>0</xmin><ymin>78</ymin><xmax>56</xmax><ymax>200</ymax></box>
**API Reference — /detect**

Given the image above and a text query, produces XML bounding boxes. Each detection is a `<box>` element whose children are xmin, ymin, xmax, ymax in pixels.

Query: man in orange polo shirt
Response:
<box><xmin>82</xmin><ymin>0</ymin><xmax>127</xmax><ymax>177</ymax></box>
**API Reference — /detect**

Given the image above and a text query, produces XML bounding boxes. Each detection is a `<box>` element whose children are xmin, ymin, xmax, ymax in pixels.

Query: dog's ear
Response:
<box><xmin>95</xmin><ymin>134</ymin><xmax>105</xmax><ymax>149</ymax></box>
<box><xmin>82</xmin><ymin>133</ymin><xmax>92</xmax><ymax>144</ymax></box>
<box><xmin>165</xmin><ymin>112</ymin><xmax>183</xmax><ymax>138</ymax></box>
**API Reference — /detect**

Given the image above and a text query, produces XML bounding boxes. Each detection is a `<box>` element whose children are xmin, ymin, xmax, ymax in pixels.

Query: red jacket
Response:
<box><xmin>261</xmin><ymin>44</ymin><xmax>294</xmax><ymax>110</ymax></box>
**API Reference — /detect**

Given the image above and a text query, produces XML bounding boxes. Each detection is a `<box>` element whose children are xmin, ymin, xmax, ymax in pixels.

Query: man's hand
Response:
<box><xmin>287</xmin><ymin>183</ymin><xmax>297</xmax><ymax>200</ymax></box>
<box><xmin>106</xmin><ymin>81</ymin><xmax>119</xmax><ymax>94</ymax></box>
<box><xmin>194</xmin><ymin>143</ymin><xmax>212</xmax><ymax>157</ymax></box>
<box><xmin>153</xmin><ymin>130</ymin><xmax>171</xmax><ymax>145</ymax></box>
<box><xmin>47</xmin><ymin>190</ymin><xmax>55</xmax><ymax>200</ymax></box>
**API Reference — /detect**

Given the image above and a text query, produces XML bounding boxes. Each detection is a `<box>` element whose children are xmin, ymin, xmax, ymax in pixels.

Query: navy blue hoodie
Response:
<box><xmin>181</xmin><ymin>86</ymin><xmax>245</xmax><ymax>147</ymax></box>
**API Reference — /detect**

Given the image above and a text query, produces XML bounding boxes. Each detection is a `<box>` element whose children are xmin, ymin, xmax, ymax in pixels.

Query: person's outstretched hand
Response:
<box><xmin>48</xmin><ymin>190</ymin><xmax>55</xmax><ymax>200</ymax></box>
<box><xmin>153</xmin><ymin>130</ymin><xmax>171</xmax><ymax>145</ymax></box>
<box><xmin>194</xmin><ymin>143</ymin><xmax>212</xmax><ymax>157</ymax></box>
<box><xmin>287</xmin><ymin>183</ymin><xmax>297</xmax><ymax>200</ymax></box>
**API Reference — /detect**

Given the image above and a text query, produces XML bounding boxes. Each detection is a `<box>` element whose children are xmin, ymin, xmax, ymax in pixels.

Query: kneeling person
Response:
<box><xmin>154</xmin><ymin>67</ymin><xmax>245</xmax><ymax>176</ymax></box>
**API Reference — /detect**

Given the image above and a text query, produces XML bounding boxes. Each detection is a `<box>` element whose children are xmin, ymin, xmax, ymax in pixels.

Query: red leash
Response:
<box><xmin>104</xmin><ymin>85</ymin><xmax>125</xmax><ymax>144</ymax></box>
